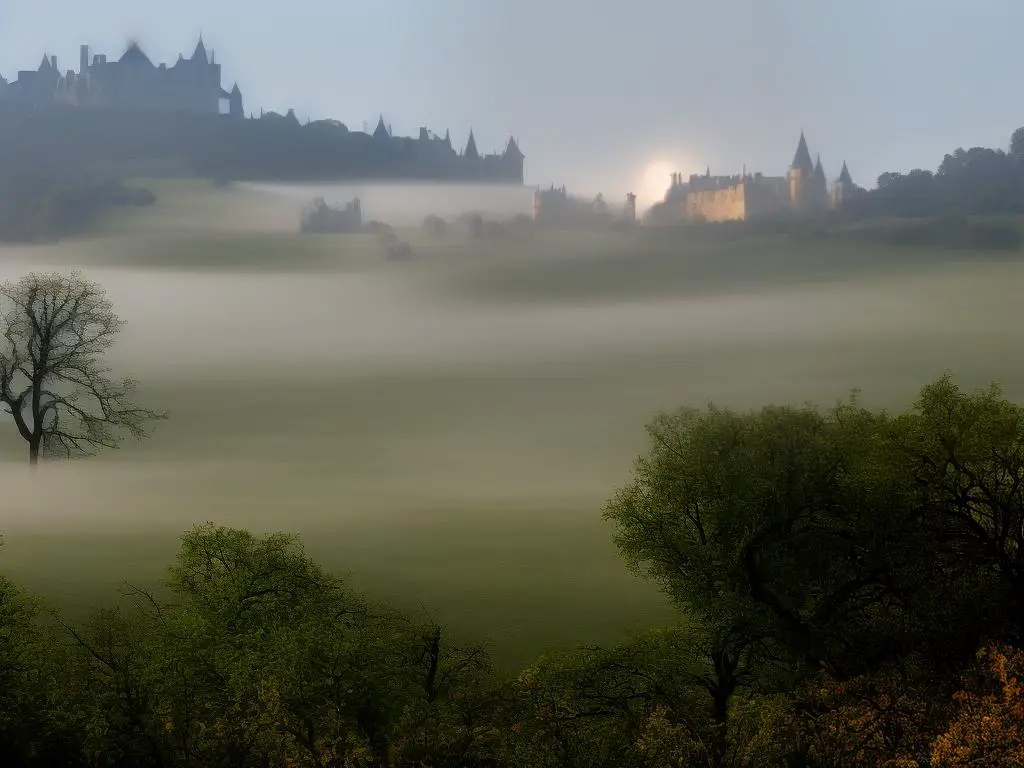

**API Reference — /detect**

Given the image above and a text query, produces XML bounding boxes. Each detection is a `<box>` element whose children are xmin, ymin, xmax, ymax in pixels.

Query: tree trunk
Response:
<box><xmin>710</xmin><ymin>649</ymin><xmax>738</xmax><ymax>768</ymax></box>
<box><xmin>28</xmin><ymin>439</ymin><xmax>39</xmax><ymax>466</ymax></box>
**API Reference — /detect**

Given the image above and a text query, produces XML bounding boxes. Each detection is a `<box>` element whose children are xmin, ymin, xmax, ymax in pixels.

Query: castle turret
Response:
<box><xmin>810</xmin><ymin>155</ymin><xmax>829</xmax><ymax>211</ymax></box>
<box><xmin>503</xmin><ymin>135</ymin><xmax>524</xmax><ymax>182</ymax></box>
<box><xmin>373</xmin><ymin>115</ymin><xmax>390</xmax><ymax>140</ymax></box>
<box><xmin>464</xmin><ymin>129</ymin><xmax>479</xmax><ymax>160</ymax></box>
<box><xmin>192</xmin><ymin>36</ymin><xmax>208</xmax><ymax>64</ymax></box>
<box><xmin>832</xmin><ymin>160</ymin><xmax>855</xmax><ymax>209</ymax></box>
<box><xmin>228</xmin><ymin>82</ymin><xmax>243</xmax><ymax>119</ymax></box>
<box><xmin>788</xmin><ymin>131</ymin><xmax>814</xmax><ymax>210</ymax></box>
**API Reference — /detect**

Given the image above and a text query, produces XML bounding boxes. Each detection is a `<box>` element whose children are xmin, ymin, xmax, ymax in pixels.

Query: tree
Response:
<box><xmin>1011</xmin><ymin>127</ymin><xmax>1024</xmax><ymax>164</ymax></box>
<box><xmin>930</xmin><ymin>644</ymin><xmax>1024</xmax><ymax>766</ymax></box>
<box><xmin>0</xmin><ymin>271</ymin><xmax>164</xmax><ymax>464</ymax></box>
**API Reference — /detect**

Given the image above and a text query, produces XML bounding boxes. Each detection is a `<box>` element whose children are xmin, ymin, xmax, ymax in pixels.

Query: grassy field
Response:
<box><xmin>1</xmin><ymin>180</ymin><xmax>1023</xmax><ymax>671</ymax></box>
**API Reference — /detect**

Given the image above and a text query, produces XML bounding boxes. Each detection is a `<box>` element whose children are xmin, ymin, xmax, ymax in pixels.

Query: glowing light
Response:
<box><xmin>638</xmin><ymin>161</ymin><xmax>674</xmax><ymax>208</ymax></box>
<box><xmin>636</xmin><ymin>157</ymin><xmax>700</xmax><ymax>211</ymax></box>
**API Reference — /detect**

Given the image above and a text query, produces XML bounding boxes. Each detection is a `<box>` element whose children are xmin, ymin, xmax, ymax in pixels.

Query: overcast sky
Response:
<box><xmin>2</xmin><ymin>0</ymin><xmax>1021</xmax><ymax>206</ymax></box>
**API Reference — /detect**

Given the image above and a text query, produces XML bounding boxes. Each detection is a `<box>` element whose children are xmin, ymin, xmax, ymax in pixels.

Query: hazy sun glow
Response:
<box><xmin>636</xmin><ymin>158</ymin><xmax>698</xmax><ymax>211</ymax></box>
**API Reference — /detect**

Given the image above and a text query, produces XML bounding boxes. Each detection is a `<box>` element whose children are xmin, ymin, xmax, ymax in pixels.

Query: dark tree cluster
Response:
<box><xmin>0</xmin><ymin>170</ymin><xmax>155</xmax><ymax>243</ymax></box>
<box><xmin>3</xmin><ymin>375</ymin><xmax>1024</xmax><ymax>765</ymax></box>
<box><xmin>844</xmin><ymin>127</ymin><xmax>1024</xmax><ymax>219</ymax></box>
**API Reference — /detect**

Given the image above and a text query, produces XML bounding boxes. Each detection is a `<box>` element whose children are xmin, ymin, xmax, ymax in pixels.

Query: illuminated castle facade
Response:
<box><xmin>661</xmin><ymin>132</ymin><xmax>859</xmax><ymax>222</ymax></box>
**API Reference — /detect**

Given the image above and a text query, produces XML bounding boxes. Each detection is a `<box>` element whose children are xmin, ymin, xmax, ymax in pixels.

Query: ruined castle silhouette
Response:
<box><xmin>0</xmin><ymin>39</ymin><xmax>525</xmax><ymax>184</ymax></box>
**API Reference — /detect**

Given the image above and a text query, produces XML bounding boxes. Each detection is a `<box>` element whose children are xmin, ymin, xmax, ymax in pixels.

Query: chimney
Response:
<box><xmin>80</xmin><ymin>45</ymin><xmax>89</xmax><ymax>73</ymax></box>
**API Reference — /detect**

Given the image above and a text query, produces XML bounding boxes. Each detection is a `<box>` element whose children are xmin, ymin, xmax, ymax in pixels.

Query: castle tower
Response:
<box><xmin>788</xmin><ymin>131</ymin><xmax>814</xmax><ymax>210</ymax></box>
<box><xmin>192</xmin><ymin>36</ymin><xmax>209</xmax><ymax>64</ymax></box>
<box><xmin>464</xmin><ymin>129</ymin><xmax>479</xmax><ymax>160</ymax></box>
<box><xmin>228</xmin><ymin>83</ymin><xmax>243</xmax><ymax>119</ymax></box>
<box><xmin>503</xmin><ymin>135</ymin><xmax>524</xmax><ymax>183</ymax></box>
<box><xmin>832</xmin><ymin>161</ymin><xmax>855</xmax><ymax>209</ymax></box>
<box><xmin>811</xmin><ymin>155</ymin><xmax>828</xmax><ymax>211</ymax></box>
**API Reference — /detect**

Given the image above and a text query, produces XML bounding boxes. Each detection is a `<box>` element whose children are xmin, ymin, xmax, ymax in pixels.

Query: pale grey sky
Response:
<box><xmin>2</xmin><ymin>0</ymin><xmax>1021</xmax><ymax>206</ymax></box>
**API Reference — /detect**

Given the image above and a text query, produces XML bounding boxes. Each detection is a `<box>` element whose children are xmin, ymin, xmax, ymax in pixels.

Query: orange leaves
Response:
<box><xmin>930</xmin><ymin>645</ymin><xmax>1024</xmax><ymax>767</ymax></box>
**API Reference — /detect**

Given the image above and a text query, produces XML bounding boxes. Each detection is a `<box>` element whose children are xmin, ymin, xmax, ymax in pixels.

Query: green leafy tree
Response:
<box><xmin>62</xmin><ymin>523</ymin><xmax>494</xmax><ymax>767</ymax></box>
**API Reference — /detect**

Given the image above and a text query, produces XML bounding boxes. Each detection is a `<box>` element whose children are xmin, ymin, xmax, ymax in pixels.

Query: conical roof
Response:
<box><xmin>791</xmin><ymin>131</ymin><xmax>813</xmax><ymax>173</ymax></box>
<box><xmin>837</xmin><ymin>160</ymin><xmax>853</xmax><ymax>185</ymax></box>
<box><xmin>504</xmin><ymin>135</ymin><xmax>523</xmax><ymax>158</ymax></box>
<box><xmin>464</xmin><ymin>129</ymin><xmax>479</xmax><ymax>159</ymax></box>
<box><xmin>192</xmin><ymin>37</ymin><xmax>209</xmax><ymax>64</ymax></box>
<box><xmin>812</xmin><ymin>154</ymin><xmax>826</xmax><ymax>183</ymax></box>
<box><xmin>373</xmin><ymin>115</ymin><xmax>390</xmax><ymax>140</ymax></box>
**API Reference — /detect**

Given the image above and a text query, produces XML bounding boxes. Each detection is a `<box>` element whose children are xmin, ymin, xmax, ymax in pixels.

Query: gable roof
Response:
<box><xmin>120</xmin><ymin>42</ymin><xmax>154</xmax><ymax>66</ymax></box>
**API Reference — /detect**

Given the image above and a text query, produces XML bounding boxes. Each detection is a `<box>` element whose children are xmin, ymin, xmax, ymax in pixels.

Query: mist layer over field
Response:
<box><xmin>1</xmin><ymin>180</ymin><xmax>1021</xmax><ymax>669</ymax></box>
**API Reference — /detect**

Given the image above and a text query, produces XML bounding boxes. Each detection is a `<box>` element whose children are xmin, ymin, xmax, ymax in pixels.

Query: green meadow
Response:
<box><xmin>1</xmin><ymin>178</ymin><xmax>1023</xmax><ymax>671</ymax></box>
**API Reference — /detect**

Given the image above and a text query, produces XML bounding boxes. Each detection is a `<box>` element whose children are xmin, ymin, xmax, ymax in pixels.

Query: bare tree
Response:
<box><xmin>0</xmin><ymin>271</ymin><xmax>165</xmax><ymax>464</ymax></box>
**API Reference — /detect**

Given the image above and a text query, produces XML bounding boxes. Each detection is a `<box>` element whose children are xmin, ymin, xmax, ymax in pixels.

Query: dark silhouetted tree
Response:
<box><xmin>0</xmin><ymin>271</ymin><xmax>165</xmax><ymax>464</ymax></box>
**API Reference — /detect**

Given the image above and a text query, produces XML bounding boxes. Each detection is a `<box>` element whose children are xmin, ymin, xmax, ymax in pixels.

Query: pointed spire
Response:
<box><xmin>443</xmin><ymin>128</ymin><xmax>452</xmax><ymax>148</ymax></box>
<box><xmin>230</xmin><ymin>82</ymin><xmax>241</xmax><ymax>96</ymax></box>
<box><xmin>504</xmin><ymin>134</ymin><xmax>523</xmax><ymax>158</ymax></box>
<box><xmin>791</xmin><ymin>131</ymin><xmax>813</xmax><ymax>174</ymax></box>
<box><xmin>373</xmin><ymin>115</ymin><xmax>390</xmax><ymax>140</ymax></box>
<box><xmin>812</xmin><ymin>153</ymin><xmax>826</xmax><ymax>183</ymax></box>
<box><xmin>193</xmin><ymin>35</ymin><xmax>208</xmax><ymax>64</ymax></box>
<box><xmin>464</xmin><ymin>129</ymin><xmax>479</xmax><ymax>159</ymax></box>
<box><xmin>838</xmin><ymin>160</ymin><xmax>852</xmax><ymax>185</ymax></box>
<box><xmin>39</xmin><ymin>54</ymin><xmax>52</xmax><ymax>71</ymax></box>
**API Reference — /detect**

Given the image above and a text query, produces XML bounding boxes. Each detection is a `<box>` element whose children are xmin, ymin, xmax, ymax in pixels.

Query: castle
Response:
<box><xmin>661</xmin><ymin>132</ymin><xmax>858</xmax><ymax>222</ymax></box>
<box><xmin>0</xmin><ymin>39</ymin><xmax>524</xmax><ymax>184</ymax></box>
<box><xmin>532</xmin><ymin>185</ymin><xmax>637</xmax><ymax>224</ymax></box>
<box><xmin>0</xmin><ymin>39</ymin><xmax>242</xmax><ymax>116</ymax></box>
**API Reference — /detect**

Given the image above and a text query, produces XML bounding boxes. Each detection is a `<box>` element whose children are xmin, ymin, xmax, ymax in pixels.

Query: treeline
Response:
<box><xmin>0</xmin><ymin>171</ymin><xmax>155</xmax><ymax>243</ymax></box>
<box><xmin>844</xmin><ymin>126</ymin><xmax>1024</xmax><ymax>218</ymax></box>
<box><xmin>0</xmin><ymin>105</ymin><xmax>522</xmax><ymax>184</ymax></box>
<box><xmin>4</xmin><ymin>375</ymin><xmax>1024</xmax><ymax>766</ymax></box>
